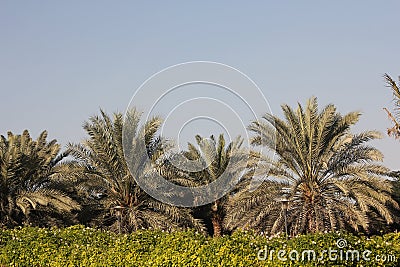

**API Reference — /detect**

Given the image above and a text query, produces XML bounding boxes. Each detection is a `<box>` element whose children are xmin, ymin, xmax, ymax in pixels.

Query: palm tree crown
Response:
<box><xmin>182</xmin><ymin>134</ymin><xmax>247</xmax><ymax>237</ymax></box>
<box><xmin>68</xmin><ymin>109</ymin><xmax>202</xmax><ymax>232</ymax></box>
<box><xmin>226</xmin><ymin>97</ymin><xmax>398</xmax><ymax>235</ymax></box>
<box><xmin>0</xmin><ymin>130</ymin><xmax>80</xmax><ymax>227</ymax></box>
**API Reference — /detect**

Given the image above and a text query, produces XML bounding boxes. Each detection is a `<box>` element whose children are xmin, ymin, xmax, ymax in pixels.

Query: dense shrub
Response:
<box><xmin>0</xmin><ymin>226</ymin><xmax>399</xmax><ymax>266</ymax></box>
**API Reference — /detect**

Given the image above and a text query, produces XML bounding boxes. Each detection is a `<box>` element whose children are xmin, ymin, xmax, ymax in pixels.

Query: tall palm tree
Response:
<box><xmin>181</xmin><ymin>134</ymin><xmax>248</xmax><ymax>237</ymax></box>
<box><xmin>68</xmin><ymin>109</ymin><xmax>203</xmax><ymax>233</ymax></box>
<box><xmin>0</xmin><ymin>130</ymin><xmax>80</xmax><ymax>227</ymax></box>
<box><xmin>383</xmin><ymin>73</ymin><xmax>400</xmax><ymax>138</ymax></box>
<box><xmin>382</xmin><ymin>74</ymin><xmax>400</xmax><ymax>231</ymax></box>
<box><xmin>225</xmin><ymin>97</ymin><xmax>398</xmax><ymax>235</ymax></box>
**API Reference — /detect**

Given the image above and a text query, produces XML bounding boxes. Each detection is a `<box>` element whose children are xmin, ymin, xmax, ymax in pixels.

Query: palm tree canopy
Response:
<box><xmin>178</xmin><ymin>134</ymin><xmax>248</xmax><ymax>236</ymax></box>
<box><xmin>183</xmin><ymin>134</ymin><xmax>246</xmax><ymax>187</ymax></box>
<box><xmin>68</xmin><ymin>109</ymin><xmax>203</xmax><ymax>232</ymax></box>
<box><xmin>226</xmin><ymin>97</ymin><xmax>398</xmax><ymax>235</ymax></box>
<box><xmin>0</xmin><ymin>130</ymin><xmax>80</xmax><ymax>227</ymax></box>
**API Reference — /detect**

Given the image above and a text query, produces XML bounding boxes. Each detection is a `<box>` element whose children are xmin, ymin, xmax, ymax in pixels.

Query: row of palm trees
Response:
<box><xmin>1</xmin><ymin>96</ymin><xmax>399</xmax><ymax>237</ymax></box>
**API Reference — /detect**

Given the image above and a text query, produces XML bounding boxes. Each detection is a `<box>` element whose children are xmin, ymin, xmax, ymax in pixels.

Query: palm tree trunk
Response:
<box><xmin>211</xmin><ymin>211</ymin><xmax>222</xmax><ymax>237</ymax></box>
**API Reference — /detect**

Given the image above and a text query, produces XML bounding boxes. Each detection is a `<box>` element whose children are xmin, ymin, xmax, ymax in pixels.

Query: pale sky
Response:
<box><xmin>1</xmin><ymin>1</ymin><xmax>400</xmax><ymax>169</ymax></box>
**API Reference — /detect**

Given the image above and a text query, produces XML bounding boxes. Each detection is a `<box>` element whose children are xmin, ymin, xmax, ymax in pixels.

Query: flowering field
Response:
<box><xmin>0</xmin><ymin>225</ymin><xmax>399</xmax><ymax>266</ymax></box>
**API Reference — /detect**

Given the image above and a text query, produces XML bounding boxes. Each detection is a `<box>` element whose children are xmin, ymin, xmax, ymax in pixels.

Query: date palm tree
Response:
<box><xmin>181</xmin><ymin>134</ymin><xmax>248</xmax><ymax>237</ymax></box>
<box><xmin>0</xmin><ymin>130</ymin><xmax>80</xmax><ymax>227</ymax></box>
<box><xmin>68</xmin><ymin>109</ymin><xmax>203</xmax><ymax>233</ymax></box>
<box><xmin>382</xmin><ymin>74</ymin><xmax>400</xmax><ymax>231</ymax></box>
<box><xmin>225</xmin><ymin>97</ymin><xmax>398</xmax><ymax>235</ymax></box>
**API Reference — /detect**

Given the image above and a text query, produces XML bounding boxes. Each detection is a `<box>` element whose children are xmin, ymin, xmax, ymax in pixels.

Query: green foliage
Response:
<box><xmin>0</xmin><ymin>226</ymin><xmax>399</xmax><ymax>266</ymax></box>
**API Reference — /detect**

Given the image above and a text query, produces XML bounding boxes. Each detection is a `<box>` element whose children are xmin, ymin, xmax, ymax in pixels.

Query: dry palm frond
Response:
<box><xmin>384</xmin><ymin>73</ymin><xmax>400</xmax><ymax>139</ymax></box>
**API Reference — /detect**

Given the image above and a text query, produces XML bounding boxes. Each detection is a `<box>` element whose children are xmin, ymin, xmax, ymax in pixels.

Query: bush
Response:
<box><xmin>0</xmin><ymin>226</ymin><xmax>399</xmax><ymax>266</ymax></box>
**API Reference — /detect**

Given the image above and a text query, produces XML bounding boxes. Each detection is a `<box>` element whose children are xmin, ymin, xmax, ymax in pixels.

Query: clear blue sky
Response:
<box><xmin>1</xmin><ymin>1</ymin><xmax>400</xmax><ymax>169</ymax></box>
